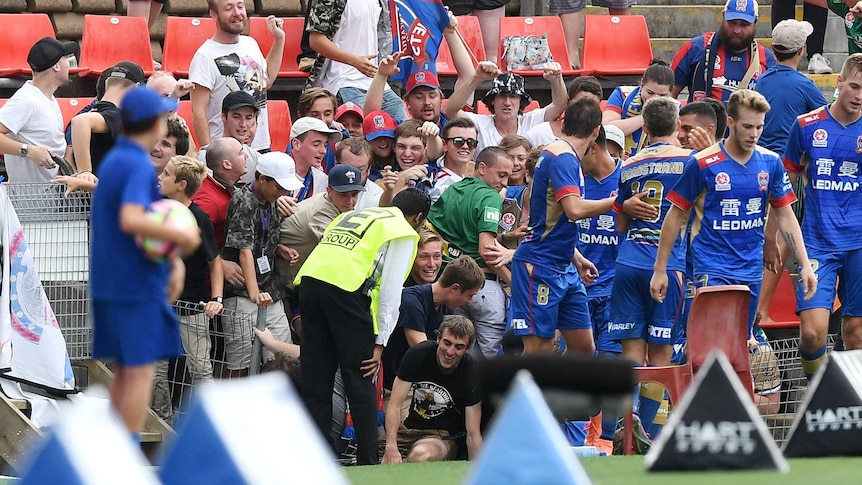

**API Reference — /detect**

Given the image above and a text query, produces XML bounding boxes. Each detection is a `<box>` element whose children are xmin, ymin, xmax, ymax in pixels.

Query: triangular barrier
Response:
<box><xmin>645</xmin><ymin>351</ymin><xmax>788</xmax><ymax>472</ymax></box>
<box><xmin>20</xmin><ymin>399</ymin><xmax>159</xmax><ymax>485</ymax></box>
<box><xmin>159</xmin><ymin>373</ymin><xmax>349</xmax><ymax>485</ymax></box>
<box><xmin>782</xmin><ymin>350</ymin><xmax>862</xmax><ymax>457</ymax></box>
<box><xmin>464</xmin><ymin>370</ymin><xmax>593</xmax><ymax>485</ymax></box>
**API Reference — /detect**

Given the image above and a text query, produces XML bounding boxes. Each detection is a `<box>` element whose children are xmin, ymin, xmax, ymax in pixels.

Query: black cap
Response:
<box><xmin>27</xmin><ymin>37</ymin><xmax>78</xmax><ymax>73</ymax></box>
<box><xmin>222</xmin><ymin>90</ymin><xmax>259</xmax><ymax>113</ymax></box>
<box><xmin>105</xmin><ymin>61</ymin><xmax>145</xmax><ymax>85</ymax></box>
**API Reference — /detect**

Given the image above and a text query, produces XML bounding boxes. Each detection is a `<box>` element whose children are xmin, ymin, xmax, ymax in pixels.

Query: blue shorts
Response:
<box><xmin>797</xmin><ymin>247</ymin><xmax>862</xmax><ymax>316</ymax></box>
<box><xmin>510</xmin><ymin>261</ymin><xmax>591</xmax><ymax>339</ymax></box>
<box><xmin>672</xmin><ymin>275</ymin><xmax>696</xmax><ymax>364</ymax></box>
<box><xmin>608</xmin><ymin>264</ymin><xmax>683</xmax><ymax>345</ymax></box>
<box><xmin>93</xmin><ymin>298</ymin><xmax>183</xmax><ymax>367</ymax></box>
<box><xmin>589</xmin><ymin>296</ymin><xmax>622</xmax><ymax>354</ymax></box>
<box><xmin>694</xmin><ymin>273</ymin><xmax>761</xmax><ymax>333</ymax></box>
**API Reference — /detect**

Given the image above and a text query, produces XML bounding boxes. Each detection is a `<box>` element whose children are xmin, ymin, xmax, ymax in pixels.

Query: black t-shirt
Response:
<box><xmin>88</xmin><ymin>100</ymin><xmax>122</xmax><ymax>174</ymax></box>
<box><xmin>383</xmin><ymin>284</ymin><xmax>448</xmax><ymax>389</ymax></box>
<box><xmin>397</xmin><ymin>340</ymin><xmax>480</xmax><ymax>435</ymax></box>
<box><xmin>180</xmin><ymin>202</ymin><xmax>219</xmax><ymax>306</ymax></box>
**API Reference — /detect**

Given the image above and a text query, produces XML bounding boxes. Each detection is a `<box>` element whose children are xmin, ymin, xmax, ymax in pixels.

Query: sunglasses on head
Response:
<box><xmin>446</xmin><ymin>137</ymin><xmax>479</xmax><ymax>149</ymax></box>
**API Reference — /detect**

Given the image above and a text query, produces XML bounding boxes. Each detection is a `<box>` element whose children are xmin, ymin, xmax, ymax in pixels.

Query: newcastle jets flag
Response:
<box><xmin>389</xmin><ymin>0</ymin><xmax>450</xmax><ymax>84</ymax></box>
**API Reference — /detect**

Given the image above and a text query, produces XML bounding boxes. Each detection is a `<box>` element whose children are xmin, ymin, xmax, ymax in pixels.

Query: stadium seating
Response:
<box><xmin>162</xmin><ymin>17</ymin><xmax>217</xmax><ymax>78</ymax></box>
<box><xmin>581</xmin><ymin>15</ymin><xmax>653</xmax><ymax>76</ymax></box>
<box><xmin>247</xmin><ymin>16</ymin><xmax>309</xmax><ymax>79</ymax></box>
<box><xmin>622</xmin><ymin>363</ymin><xmax>693</xmax><ymax>455</ymax></box>
<box><xmin>760</xmin><ymin>271</ymin><xmax>801</xmax><ymax>329</ymax></box>
<box><xmin>498</xmin><ymin>17</ymin><xmax>589</xmax><ymax>76</ymax></box>
<box><xmin>79</xmin><ymin>15</ymin><xmax>155</xmax><ymax>77</ymax></box>
<box><xmin>176</xmin><ymin>100</ymin><xmax>198</xmax><ymax>148</ymax></box>
<box><xmin>267</xmin><ymin>100</ymin><xmax>293</xmax><ymax>153</ymax></box>
<box><xmin>57</xmin><ymin>98</ymin><xmax>95</xmax><ymax>128</ymax></box>
<box><xmin>0</xmin><ymin>14</ymin><xmax>56</xmax><ymax>77</ymax></box>
<box><xmin>437</xmin><ymin>16</ymin><xmax>485</xmax><ymax>77</ymax></box>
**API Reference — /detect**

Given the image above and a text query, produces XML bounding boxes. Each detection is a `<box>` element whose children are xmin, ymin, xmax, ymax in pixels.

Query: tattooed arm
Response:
<box><xmin>772</xmin><ymin>204</ymin><xmax>817</xmax><ymax>301</ymax></box>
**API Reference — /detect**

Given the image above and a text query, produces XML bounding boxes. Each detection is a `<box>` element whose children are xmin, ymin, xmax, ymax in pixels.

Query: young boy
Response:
<box><xmin>90</xmin><ymin>86</ymin><xmax>201</xmax><ymax>435</ymax></box>
<box><xmin>158</xmin><ymin>155</ymin><xmax>225</xmax><ymax>384</ymax></box>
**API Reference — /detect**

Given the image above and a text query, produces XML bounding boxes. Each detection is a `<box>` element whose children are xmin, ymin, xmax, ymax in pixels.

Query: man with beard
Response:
<box><xmin>189</xmin><ymin>0</ymin><xmax>284</xmax><ymax>152</ymax></box>
<box><xmin>671</xmin><ymin>0</ymin><xmax>775</xmax><ymax>103</ymax></box>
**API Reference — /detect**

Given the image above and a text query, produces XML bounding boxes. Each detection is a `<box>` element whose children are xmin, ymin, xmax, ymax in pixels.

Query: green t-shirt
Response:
<box><xmin>828</xmin><ymin>0</ymin><xmax>862</xmax><ymax>54</ymax></box>
<box><xmin>428</xmin><ymin>177</ymin><xmax>502</xmax><ymax>267</ymax></box>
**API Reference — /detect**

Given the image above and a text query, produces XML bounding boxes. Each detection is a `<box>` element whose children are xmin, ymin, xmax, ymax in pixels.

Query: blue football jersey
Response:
<box><xmin>514</xmin><ymin>140</ymin><xmax>584</xmax><ymax>272</ymax></box>
<box><xmin>783</xmin><ymin>105</ymin><xmax>862</xmax><ymax>251</ymax></box>
<box><xmin>613</xmin><ymin>143</ymin><xmax>692</xmax><ymax>273</ymax></box>
<box><xmin>667</xmin><ymin>142</ymin><xmax>796</xmax><ymax>281</ymax></box>
<box><xmin>577</xmin><ymin>161</ymin><xmax>622</xmax><ymax>298</ymax></box>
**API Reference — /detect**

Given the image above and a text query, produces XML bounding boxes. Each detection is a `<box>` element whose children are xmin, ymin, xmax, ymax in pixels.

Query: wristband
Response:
<box><xmin>210</xmin><ymin>296</ymin><xmax>223</xmax><ymax>304</ymax></box>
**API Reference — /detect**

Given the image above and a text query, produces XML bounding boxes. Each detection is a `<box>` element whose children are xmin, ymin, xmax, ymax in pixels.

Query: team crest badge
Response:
<box><xmin>715</xmin><ymin>172</ymin><xmax>731</xmax><ymax>191</ymax></box>
<box><xmin>813</xmin><ymin>128</ymin><xmax>828</xmax><ymax>148</ymax></box>
<box><xmin>414</xmin><ymin>71</ymin><xmax>426</xmax><ymax>83</ymax></box>
<box><xmin>736</xmin><ymin>0</ymin><xmax>747</xmax><ymax>12</ymax></box>
<box><xmin>373</xmin><ymin>115</ymin><xmax>385</xmax><ymax>128</ymax></box>
<box><xmin>856</xmin><ymin>136</ymin><xmax>862</xmax><ymax>153</ymax></box>
<box><xmin>758</xmin><ymin>171</ymin><xmax>769</xmax><ymax>191</ymax></box>
<box><xmin>847</xmin><ymin>12</ymin><xmax>856</xmax><ymax>29</ymax></box>
<box><xmin>500</xmin><ymin>212</ymin><xmax>517</xmax><ymax>231</ymax></box>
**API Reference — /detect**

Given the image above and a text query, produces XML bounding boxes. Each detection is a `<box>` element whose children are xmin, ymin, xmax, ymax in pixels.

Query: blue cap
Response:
<box><xmin>723</xmin><ymin>0</ymin><xmax>758</xmax><ymax>24</ymax></box>
<box><xmin>120</xmin><ymin>86</ymin><xmax>179</xmax><ymax>124</ymax></box>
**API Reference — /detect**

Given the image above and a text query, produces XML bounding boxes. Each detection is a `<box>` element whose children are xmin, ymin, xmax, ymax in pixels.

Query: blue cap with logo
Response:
<box><xmin>723</xmin><ymin>0</ymin><xmax>759</xmax><ymax>24</ymax></box>
<box><xmin>120</xmin><ymin>86</ymin><xmax>179</xmax><ymax>124</ymax></box>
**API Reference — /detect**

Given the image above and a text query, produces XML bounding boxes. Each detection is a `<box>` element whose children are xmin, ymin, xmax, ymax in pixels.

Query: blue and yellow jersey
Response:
<box><xmin>577</xmin><ymin>161</ymin><xmax>622</xmax><ymax>298</ymax></box>
<box><xmin>667</xmin><ymin>142</ymin><xmax>796</xmax><ymax>281</ymax></box>
<box><xmin>605</xmin><ymin>85</ymin><xmax>646</xmax><ymax>157</ymax></box>
<box><xmin>613</xmin><ymin>143</ymin><xmax>692</xmax><ymax>272</ymax></box>
<box><xmin>783</xmin><ymin>105</ymin><xmax>862</xmax><ymax>252</ymax></box>
<box><xmin>514</xmin><ymin>139</ymin><xmax>584</xmax><ymax>272</ymax></box>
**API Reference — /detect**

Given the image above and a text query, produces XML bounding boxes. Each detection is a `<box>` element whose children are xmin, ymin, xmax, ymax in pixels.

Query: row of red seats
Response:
<box><xmin>0</xmin><ymin>13</ymin><xmax>654</xmax><ymax>80</ymax></box>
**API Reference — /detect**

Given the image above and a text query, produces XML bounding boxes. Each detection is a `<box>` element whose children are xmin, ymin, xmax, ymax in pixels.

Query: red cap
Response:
<box><xmin>405</xmin><ymin>70</ymin><xmax>440</xmax><ymax>95</ymax></box>
<box><xmin>362</xmin><ymin>110</ymin><xmax>398</xmax><ymax>141</ymax></box>
<box><xmin>335</xmin><ymin>102</ymin><xmax>364</xmax><ymax>122</ymax></box>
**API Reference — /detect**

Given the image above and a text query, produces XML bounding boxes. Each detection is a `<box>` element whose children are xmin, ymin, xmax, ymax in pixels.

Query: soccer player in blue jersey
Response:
<box><xmin>783</xmin><ymin>53</ymin><xmax>862</xmax><ymax>379</ymax></box>
<box><xmin>510</xmin><ymin>97</ymin><xmax>612</xmax><ymax>355</ymax></box>
<box><xmin>650</xmin><ymin>90</ymin><xmax>817</xmax><ymax>337</ymax></box>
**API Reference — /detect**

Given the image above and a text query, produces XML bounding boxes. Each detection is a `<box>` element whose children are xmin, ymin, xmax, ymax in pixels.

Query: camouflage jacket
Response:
<box><xmin>305</xmin><ymin>0</ymin><xmax>392</xmax><ymax>89</ymax></box>
<box><xmin>222</xmin><ymin>185</ymin><xmax>285</xmax><ymax>300</ymax></box>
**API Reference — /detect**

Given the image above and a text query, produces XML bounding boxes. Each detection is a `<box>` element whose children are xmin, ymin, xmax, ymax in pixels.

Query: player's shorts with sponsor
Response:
<box><xmin>588</xmin><ymin>296</ymin><xmax>622</xmax><ymax>354</ymax></box>
<box><xmin>796</xmin><ymin>247</ymin><xmax>862</xmax><ymax>316</ymax></box>
<box><xmin>510</xmin><ymin>261</ymin><xmax>591</xmax><ymax>339</ymax></box>
<box><xmin>695</xmin><ymin>272</ymin><xmax>761</xmax><ymax>331</ymax></box>
<box><xmin>608</xmin><ymin>264</ymin><xmax>683</xmax><ymax>345</ymax></box>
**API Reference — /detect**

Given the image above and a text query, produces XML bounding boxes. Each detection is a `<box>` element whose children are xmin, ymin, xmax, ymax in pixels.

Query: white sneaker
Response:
<box><xmin>808</xmin><ymin>54</ymin><xmax>833</xmax><ymax>74</ymax></box>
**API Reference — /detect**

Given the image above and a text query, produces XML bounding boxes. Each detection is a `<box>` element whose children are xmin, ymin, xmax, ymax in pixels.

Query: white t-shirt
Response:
<box><xmin>466</xmin><ymin>107</ymin><xmax>547</xmax><ymax>157</ymax></box>
<box><xmin>524</xmin><ymin>121</ymin><xmax>557</xmax><ymax>147</ymax></box>
<box><xmin>0</xmin><ymin>81</ymin><xmax>65</xmax><ymax>183</ymax></box>
<box><xmin>427</xmin><ymin>161</ymin><xmax>463</xmax><ymax>204</ymax></box>
<box><xmin>189</xmin><ymin>37</ymin><xmax>271</xmax><ymax>151</ymax></box>
<box><xmin>321</xmin><ymin>0</ymin><xmax>388</xmax><ymax>94</ymax></box>
<box><xmin>295</xmin><ymin>167</ymin><xmax>328</xmax><ymax>199</ymax></box>
<box><xmin>356</xmin><ymin>178</ymin><xmax>384</xmax><ymax>209</ymax></box>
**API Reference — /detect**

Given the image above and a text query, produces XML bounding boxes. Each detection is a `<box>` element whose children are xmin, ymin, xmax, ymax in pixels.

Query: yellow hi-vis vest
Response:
<box><xmin>294</xmin><ymin>206</ymin><xmax>419</xmax><ymax>332</ymax></box>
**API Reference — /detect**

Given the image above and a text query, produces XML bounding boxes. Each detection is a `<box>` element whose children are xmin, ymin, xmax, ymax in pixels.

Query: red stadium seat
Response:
<box><xmin>0</xmin><ymin>14</ymin><xmax>57</xmax><ymax>77</ymax></box>
<box><xmin>79</xmin><ymin>15</ymin><xmax>155</xmax><ymax>77</ymax></box>
<box><xmin>162</xmin><ymin>17</ymin><xmax>217</xmax><ymax>78</ymax></box>
<box><xmin>267</xmin><ymin>100</ymin><xmax>293</xmax><ymax>152</ymax></box>
<box><xmin>437</xmin><ymin>15</ymin><xmax>486</xmax><ymax>76</ymax></box>
<box><xmin>622</xmin><ymin>363</ymin><xmax>693</xmax><ymax>454</ymax></box>
<box><xmin>175</xmin><ymin>100</ymin><xmax>199</xmax><ymax>149</ymax></box>
<box><xmin>498</xmin><ymin>16</ymin><xmax>591</xmax><ymax>76</ymax></box>
<box><xmin>57</xmin><ymin>98</ymin><xmax>96</xmax><ymax>128</ymax></box>
<box><xmin>581</xmin><ymin>15</ymin><xmax>653</xmax><ymax>76</ymax></box>
<box><xmin>247</xmin><ymin>17</ymin><xmax>309</xmax><ymax>79</ymax></box>
<box><xmin>760</xmin><ymin>271</ymin><xmax>801</xmax><ymax>329</ymax></box>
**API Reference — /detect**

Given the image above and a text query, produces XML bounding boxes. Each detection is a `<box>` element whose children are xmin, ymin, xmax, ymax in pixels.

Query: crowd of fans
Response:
<box><xmin>0</xmin><ymin>0</ymin><xmax>860</xmax><ymax>466</ymax></box>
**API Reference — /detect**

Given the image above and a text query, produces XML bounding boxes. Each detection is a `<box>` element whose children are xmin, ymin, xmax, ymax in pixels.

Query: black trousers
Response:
<box><xmin>299</xmin><ymin>277</ymin><xmax>379</xmax><ymax>465</ymax></box>
<box><xmin>771</xmin><ymin>0</ymin><xmax>827</xmax><ymax>57</ymax></box>
<box><xmin>297</xmin><ymin>0</ymin><xmax>316</xmax><ymax>63</ymax></box>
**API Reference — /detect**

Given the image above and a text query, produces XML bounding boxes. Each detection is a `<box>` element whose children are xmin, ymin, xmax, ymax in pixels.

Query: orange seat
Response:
<box><xmin>761</xmin><ymin>270</ymin><xmax>801</xmax><ymax>329</ymax></box>
<box><xmin>0</xmin><ymin>14</ymin><xmax>57</xmax><ymax>77</ymax></box>
<box><xmin>175</xmin><ymin>100</ymin><xmax>199</xmax><ymax>148</ymax></box>
<box><xmin>581</xmin><ymin>15</ymin><xmax>653</xmax><ymax>76</ymax></box>
<box><xmin>162</xmin><ymin>17</ymin><xmax>216</xmax><ymax>77</ymax></box>
<box><xmin>622</xmin><ymin>363</ymin><xmax>693</xmax><ymax>455</ymax></box>
<box><xmin>79</xmin><ymin>15</ymin><xmax>155</xmax><ymax>77</ymax></box>
<box><xmin>57</xmin><ymin>98</ymin><xmax>96</xmax><ymax>128</ymax></box>
<box><xmin>247</xmin><ymin>17</ymin><xmax>308</xmax><ymax>79</ymax></box>
<box><xmin>437</xmin><ymin>15</ymin><xmax>486</xmax><ymax>76</ymax></box>
<box><xmin>267</xmin><ymin>100</ymin><xmax>293</xmax><ymax>153</ymax></box>
<box><xmin>498</xmin><ymin>16</ymin><xmax>592</xmax><ymax>76</ymax></box>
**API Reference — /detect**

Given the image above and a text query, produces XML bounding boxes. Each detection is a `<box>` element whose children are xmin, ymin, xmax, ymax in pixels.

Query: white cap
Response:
<box><xmin>256</xmin><ymin>152</ymin><xmax>304</xmax><ymax>191</ymax></box>
<box><xmin>289</xmin><ymin>116</ymin><xmax>343</xmax><ymax>143</ymax></box>
<box><xmin>771</xmin><ymin>19</ymin><xmax>814</xmax><ymax>54</ymax></box>
<box><xmin>603</xmin><ymin>124</ymin><xmax>625</xmax><ymax>151</ymax></box>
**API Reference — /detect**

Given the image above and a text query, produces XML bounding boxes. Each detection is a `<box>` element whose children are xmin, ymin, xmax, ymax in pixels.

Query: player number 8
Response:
<box><xmin>537</xmin><ymin>284</ymin><xmax>550</xmax><ymax>306</ymax></box>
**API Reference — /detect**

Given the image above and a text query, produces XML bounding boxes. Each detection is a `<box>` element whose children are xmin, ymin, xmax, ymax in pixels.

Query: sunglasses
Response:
<box><xmin>446</xmin><ymin>137</ymin><xmax>479</xmax><ymax>149</ymax></box>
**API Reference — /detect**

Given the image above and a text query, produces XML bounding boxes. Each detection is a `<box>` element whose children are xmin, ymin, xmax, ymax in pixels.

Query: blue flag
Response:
<box><xmin>389</xmin><ymin>0</ymin><xmax>450</xmax><ymax>84</ymax></box>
